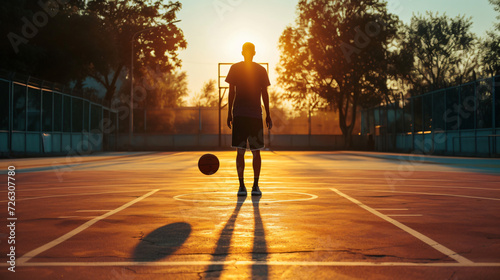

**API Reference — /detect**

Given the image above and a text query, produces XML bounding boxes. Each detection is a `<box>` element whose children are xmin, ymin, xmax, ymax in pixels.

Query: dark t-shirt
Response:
<box><xmin>225</xmin><ymin>61</ymin><xmax>271</xmax><ymax>118</ymax></box>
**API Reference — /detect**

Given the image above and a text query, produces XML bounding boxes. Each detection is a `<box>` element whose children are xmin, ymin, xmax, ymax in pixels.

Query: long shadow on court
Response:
<box><xmin>205</xmin><ymin>195</ymin><xmax>268</xmax><ymax>279</ymax></box>
<box><xmin>252</xmin><ymin>195</ymin><xmax>268</xmax><ymax>278</ymax></box>
<box><xmin>133</xmin><ymin>222</ymin><xmax>191</xmax><ymax>262</ymax></box>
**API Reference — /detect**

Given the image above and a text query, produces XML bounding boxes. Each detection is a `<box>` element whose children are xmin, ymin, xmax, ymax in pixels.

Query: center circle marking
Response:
<box><xmin>173</xmin><ymin>192</ymin><xmax>318</xmax><ymax>203</ymax></box>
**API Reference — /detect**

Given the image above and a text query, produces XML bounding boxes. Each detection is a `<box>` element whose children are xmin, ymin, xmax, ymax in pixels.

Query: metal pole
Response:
<box><xmin>130</xmin><ymin>36</ymin><xmax>134</xmax><ymax>150</ymax></box>
<box><xmin>431</xmin><ymin>92</ymin><xmax>435</xmax><ymax>153</ymax></box>
<box><xmin>411</xmin><ymin>97</ymin><xmax>414</xmax><ymax>152</ymax></box>
<box><xmin>493</xmin><ymin>76</ymin><xmax>497</xmax><ymax>131</ymax></box>
<box><xmin>101</xmin><ymin>106</ymin><xmax>104</xmax><ymax>152</ymax></box>
<box><xmin>474</xmin><ymin>81</ymin><xmax>477</xmax><ymax>155</ymax></box>
<box><xmin>458</xmin><ymin>86</ymin><xmax>462</xmax><ymax>154</ymax></box>
<box><xmin>70</xmin><ymin>96</ymin><xmax>73</xmax><ymax>150</ymax></box>
<box><xmin>8</xmin><ymin>80</ymin><xmax>12</xmax><ymax>154</ymax></box>
<box><xmin>40</xmin><ymin>87</ymin><xmax>43</xmax><ymax>153</ymax></box>
<box><xmin>421</xmin><ymin>95</ymin><xmax>424</xmax><ymax>153</ymax></box>
<box><xmin>492</xmin><ymin>76</ymin><xmax>497</xmax><ymax>155</ymax></box>
<box><xmin>218</xmin><ymin>63</ymin><xmax>221</xmax><ymax>147</ymax></box>
<box><xmin>219</xmin><ymin>87</ymin><xmax>221</xmax><ymax>147</ymax></box>
<box><xmin>308</xmin><ymin>100</ymin><xmax>311</xmax><ymax>147</ymax></box>
<box><xmin>444</xmin><ymin>88</ymin><xmax>448</xmax><ymax>154</ymax></box>
<box><xmin>25</xmin><ymin>80</ymin><xmax>28</xmax><ymax>153</ymax></box>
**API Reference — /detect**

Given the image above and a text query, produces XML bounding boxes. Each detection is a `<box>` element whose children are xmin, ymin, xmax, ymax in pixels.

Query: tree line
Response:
<box><xmin>277</xmin><ymin>0</ymin><xmax>500</xmax><ymax>145</ymax></box>
<box><xmin>2</xmin><ymin>0</ymin><xmax>499</xmax><ymax>141</ymax></box>
<box><xmin>1</xmin><ymin>0</ymin><xmax>188</xmax><ymax>109</ymax></box>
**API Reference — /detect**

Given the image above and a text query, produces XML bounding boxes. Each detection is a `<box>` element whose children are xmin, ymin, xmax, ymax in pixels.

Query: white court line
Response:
<box><xmin>0</xmin><ymin>190</ymin><xmax>150</xmax><ymax>203</ymax></box>
<box><xmin>22</xmin><ymin>175</ymin><xmax>492</xmax><ymax>182</ymax></box>
<box><xmin>58</xmin><ymin>216</ymin><xmax>98</xmax><ymax>219</ymax></box>
<box><xmin>4</xmin><ymin>175</ymin><xmax>497</xmax><ymax>189</ymax></box>
<box><xmin>374</xmin><ymin>209</ymin><xmax>409</xmax><ymax>211</ymax></box>
<box><xmin>75</xmin><ymin>210</ymin><xmax>113</xmax><ymax>212</ymax></box>
<box><xmin>2</xmin><ymin>261</ymin><xmax>500</xmax><ymax>268</ymax></box>
<box><xmin>173</xmin><ymin>192</ymin><xmax>318</xmax><ymax>204</ymax></box>
<box><xmin>17</xmin><ymin>189</ymin><xmax>159</xmax><ymax>265</ymax></box>
<box><xmin>330</xmin><ymin>188</ymin><xmax>474</xmax><ymax>265</ymax></box>
<box><xmin>3</xmin><ymin>181</ymin><xmax>499</xmax><ymax>194</ymax></box>
<box><xmin>355</xmin><ymin>183</ymin><xmax>500</xmax><ymax>192</ymax></box>
<box><xmin>356</xmin><ymin>189</ymin><xmax>500</xmax><ymax>202</ymax></box>
<box><xmin>387</xmin><ymin>215</ymin><xmax>423</xmax><ymax>217</ymax></box>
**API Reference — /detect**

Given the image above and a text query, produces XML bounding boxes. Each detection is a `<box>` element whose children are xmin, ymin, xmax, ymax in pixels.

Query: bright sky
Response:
<box><xmin>176</xmin><ymin>0</ymin><xmax>498</xmax><ymax>101</ymax></box>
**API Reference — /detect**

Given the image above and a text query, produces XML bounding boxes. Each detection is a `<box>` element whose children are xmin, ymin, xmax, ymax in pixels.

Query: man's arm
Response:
<box><xmin>262</xmin><ymin>87</ymin><xmax>272</xmax><ymax>129</ymax></box>
<box><xmin>227</xmin><ymin>84</ymin><xmax>235</xmax><ymax>129</ymax></box>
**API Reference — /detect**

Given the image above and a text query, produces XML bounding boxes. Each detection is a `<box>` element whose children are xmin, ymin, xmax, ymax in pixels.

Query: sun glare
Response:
<box><xmin>223</xmin><ymin>27</ymin><xmax>268</xmax><ymax>62</ymax></box>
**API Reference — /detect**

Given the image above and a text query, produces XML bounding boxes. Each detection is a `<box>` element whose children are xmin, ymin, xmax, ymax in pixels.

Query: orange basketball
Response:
<box><xmin>198</xmin><ymin>154</ymin><xmax>219</xmax><ymax>175</ymax></box>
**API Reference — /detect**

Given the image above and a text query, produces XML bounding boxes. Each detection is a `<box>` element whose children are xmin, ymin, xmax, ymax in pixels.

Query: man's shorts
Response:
<box><xmin>232</xmin><ymin>116</ymin><xmax>264</xmax><ymax>150</ymax></box>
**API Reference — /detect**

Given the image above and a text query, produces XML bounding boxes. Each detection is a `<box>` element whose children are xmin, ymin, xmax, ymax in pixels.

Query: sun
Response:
<box><xmin>223</xmin><ymin>27</ymin><xmax>268</xmax><ymax>62</ymax></box>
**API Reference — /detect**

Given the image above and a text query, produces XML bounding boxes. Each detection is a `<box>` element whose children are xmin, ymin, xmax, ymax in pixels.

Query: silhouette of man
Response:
<box><xmin>226</xmin><ymin>42</ymin><xmax>272</xmax><ymax>196</ymax></box>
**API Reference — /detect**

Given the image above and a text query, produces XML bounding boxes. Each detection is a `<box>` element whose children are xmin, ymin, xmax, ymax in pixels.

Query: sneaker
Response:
<box><xmin>237</xmin><ymin>186</ymin><xmax>247</xmax><ymax>196</ymax></box>
<box><xmin>251</xmin><ymin>186</ymin><xmax>262</xmax><ymax>196</ymax></box>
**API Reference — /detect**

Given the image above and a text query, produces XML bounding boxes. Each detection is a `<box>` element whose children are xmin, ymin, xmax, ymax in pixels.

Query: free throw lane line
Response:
<box><xmin>4</xmin><ymin>261</ymin><xmax>500</xmax><ymax>268</ymax></box>
<box><xmin>330</xmin><ymin>188</ymin><xmax>474</xmax><ymax>265</ymax></box>
<box><xmin>17</xmin><ymin>189</ymin><xmax>160</xmax><ymax>265</ymax></box>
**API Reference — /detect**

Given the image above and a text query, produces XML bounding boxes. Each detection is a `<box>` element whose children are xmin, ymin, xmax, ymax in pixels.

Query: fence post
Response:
<box><xmin>421</xmin><ymin>94</ymin><xmax>425</xmax><ymax>154</ymax></box>
<box><xmin>458</xmin><ymin>85</ymin><xmax>462</xmax><ymax>154</ymax></box>
<box><xmin>493</xmin><ymin>77</ymin><xmax>497</xmax><ymax>155</ymax></box>
<box><xmin>25</xmin><ymin>79</ymin><xmax>29</xmax><ymax>154</ymax></box>
<box><xmin>474</xmin><ymin>81</ymin><xmax>477</xmax><ymax>155</ymax></box>
<box><xmin>40</xmin><ymin>87</ymin><xmax>43</xmax><ymax>153</ymax></box>
<box><xmin>8</xmin><ymin>80</ymin><xmax>13</xmax><ymax>154</ymax></box>
<box><xmin>431</xmin><ymin>92</ymin><xmax>435</xmax><ymax>153</ymax></box>
<box><xmin>444</xmin><ymin>88</ymin><xmax>447</xmax><ymax>154</ymax></box>
<box><xmin>411</xmin><ymin>97</ymin><xmax>415</xmax><ymax>152</ymax></box>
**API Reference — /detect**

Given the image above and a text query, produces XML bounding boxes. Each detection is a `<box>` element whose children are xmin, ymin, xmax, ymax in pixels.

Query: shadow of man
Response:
<box><xmin>205</xmin><ymin>195</ymin><xmax>268</xmax><ymax>279</ymax></box>
<box><xmin>205</xmin><ymin>195</ymin><xmax>246</xmax><ymax>278</ymax></box>
<box><xmin>252</xmin><ymin>195</ymin><xmax>268</xmax><ymax>279</ymax></box>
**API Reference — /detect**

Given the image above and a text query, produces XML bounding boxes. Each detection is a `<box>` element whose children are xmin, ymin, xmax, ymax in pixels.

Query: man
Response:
<box><xmin>226</xmin><ymin>42</ymin><xmax>272</xmax><ymax>196</ymax></box>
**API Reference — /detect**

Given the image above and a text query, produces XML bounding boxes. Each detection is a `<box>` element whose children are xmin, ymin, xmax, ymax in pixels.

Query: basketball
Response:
<box><xmin>198</xmin><ymin>153</ymin><xmax>220</xmax><ymax>175</ymax></box>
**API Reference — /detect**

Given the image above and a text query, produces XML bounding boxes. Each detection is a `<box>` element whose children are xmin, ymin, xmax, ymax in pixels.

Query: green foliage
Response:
<box><xmin>277</xmin><ymin>0</ymin><xmax>399</xmax><ymax>144</ymax></box>
<box><xmin>491</xmin><ymin>0</ymin><xmax>500</xmax><ymax>30</ymax></box>
<box><xmin>482</xmin><ymin>0</ymin><xmax>500</xmax><ymax>76</ymax></box>
<box><xmin>124</xmin><ymin>68</ymin><xmax>188</xmax><ymax>109</ymax></box>
<box><xmin>83</xmin><ymin>0</ymin><xmax>187</xmax><ymax>101</ymax></box>
<box><xmin>192</xmin><ymin>79</ymin><xmax>218</xmax><ymax>107</ymax></box>
<box><xmin>403</xmin><ymin>13</ymin><xmax>479</xmax><ymax>95</ymax></box>
<box><xmin>1</xmin><ymin>0</ymin><xmax>187</xmax><ymax>106</ymax></box>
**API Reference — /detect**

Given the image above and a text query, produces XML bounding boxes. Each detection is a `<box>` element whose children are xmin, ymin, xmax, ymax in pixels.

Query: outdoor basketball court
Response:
<box><xmin>1</xmin><ymin>151</ymin><xmax>500</xmax><ymax>279</ymax></box>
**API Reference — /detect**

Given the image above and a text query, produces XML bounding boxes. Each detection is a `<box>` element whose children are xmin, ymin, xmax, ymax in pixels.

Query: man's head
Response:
<box><xmin>242</xmin><ymin>42</ymin><xmax>255</xmax><ymax>61</ymax></box>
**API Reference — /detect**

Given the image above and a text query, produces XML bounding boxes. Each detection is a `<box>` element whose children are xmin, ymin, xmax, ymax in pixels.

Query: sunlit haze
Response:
<box><xmin>177</xmin><ymin>0</ymin><xmax>497</xmax><ymax>101</ymax></box>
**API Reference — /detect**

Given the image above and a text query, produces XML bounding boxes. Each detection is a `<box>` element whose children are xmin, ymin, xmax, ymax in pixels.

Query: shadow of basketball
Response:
<box><xmin>133</xmin><ymin>222</ymin><xmax>191</xmax><ymax>262</ymax></box>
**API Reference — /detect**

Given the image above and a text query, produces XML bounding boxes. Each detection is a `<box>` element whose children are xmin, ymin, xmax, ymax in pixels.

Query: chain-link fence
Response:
<box><xmin>1</xmin><ymin>72</ymin><xmax>368</xmax><ymax>154</ymax></box>
<box><xmin>362</xmin><ymin>76</ymin><xmax>500</xmax><ymax>156</ymax></box>
<box><xmin>117</xmin><ymin>107</ymin><xmax>364</xmax><ymax>150</ymax></box>
<box><xmin>126</xmin><ymin>107</ymin><xmax>352</xmax><ymax>135</ymax></box>
<box><xmin>0</xmin><ymin>73</ymin><xmax>118</xmax><ymax>156</ymax></box>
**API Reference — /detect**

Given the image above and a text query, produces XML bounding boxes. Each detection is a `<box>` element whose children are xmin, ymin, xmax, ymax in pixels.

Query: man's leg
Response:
<box><xmin>237</xmin><ymin>148</ymin><xmax>247</xmax><ymax>196</ymax></box>
<box><xmin>251</xmin><ymin>150</ymin><xmax>262</xmax><ymax>195</ymax></box>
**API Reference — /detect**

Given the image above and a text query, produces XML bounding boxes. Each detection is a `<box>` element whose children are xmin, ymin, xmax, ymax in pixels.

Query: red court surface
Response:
<box><xmin>0</xmin><ymin>151</ymin><xmax>499</xmax><ymax>279</ymax></box>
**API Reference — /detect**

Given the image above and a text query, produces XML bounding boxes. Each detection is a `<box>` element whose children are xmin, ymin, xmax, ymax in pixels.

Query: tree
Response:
<box><xmin>482</xmin><ymin>0</ymin><xmax>500</xmax><ymax>76</ymax></box>
<box><xmin>1</xmin><ymin>0</ymin><xmax>187</xmax><ymax>105</ymax></box>
<box><xmin>192</xmin><ymin>79</ymin><xmax>218</xmax><ymax>107</ymax></box>
<box><xmin>403</xmin><ymin>13</ymin><xmax>478</xmax><ymax>95</ymax></box>
<box><xmin>491</xmin><ymin>0</ymin><xmax>500</xmax><ymax>30</ymax></box>
<box><xmin>84</xmin><ymin>0</ymin><xmax>187</xmax><ymax>102</ymax></box>
<box><xmin>276</xmin><ymin>0</ymin><xmax>399</xmax><ymax>146</ymax></box>
<box><xmin>1</xmin><ymin>0</ymin><xmax>93</xmax><ymax>84</ymax></box>
<box><xmin>134</xmin><ymin>69</ymin><xmax>188</xmax><ymax>109</ymax></box>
